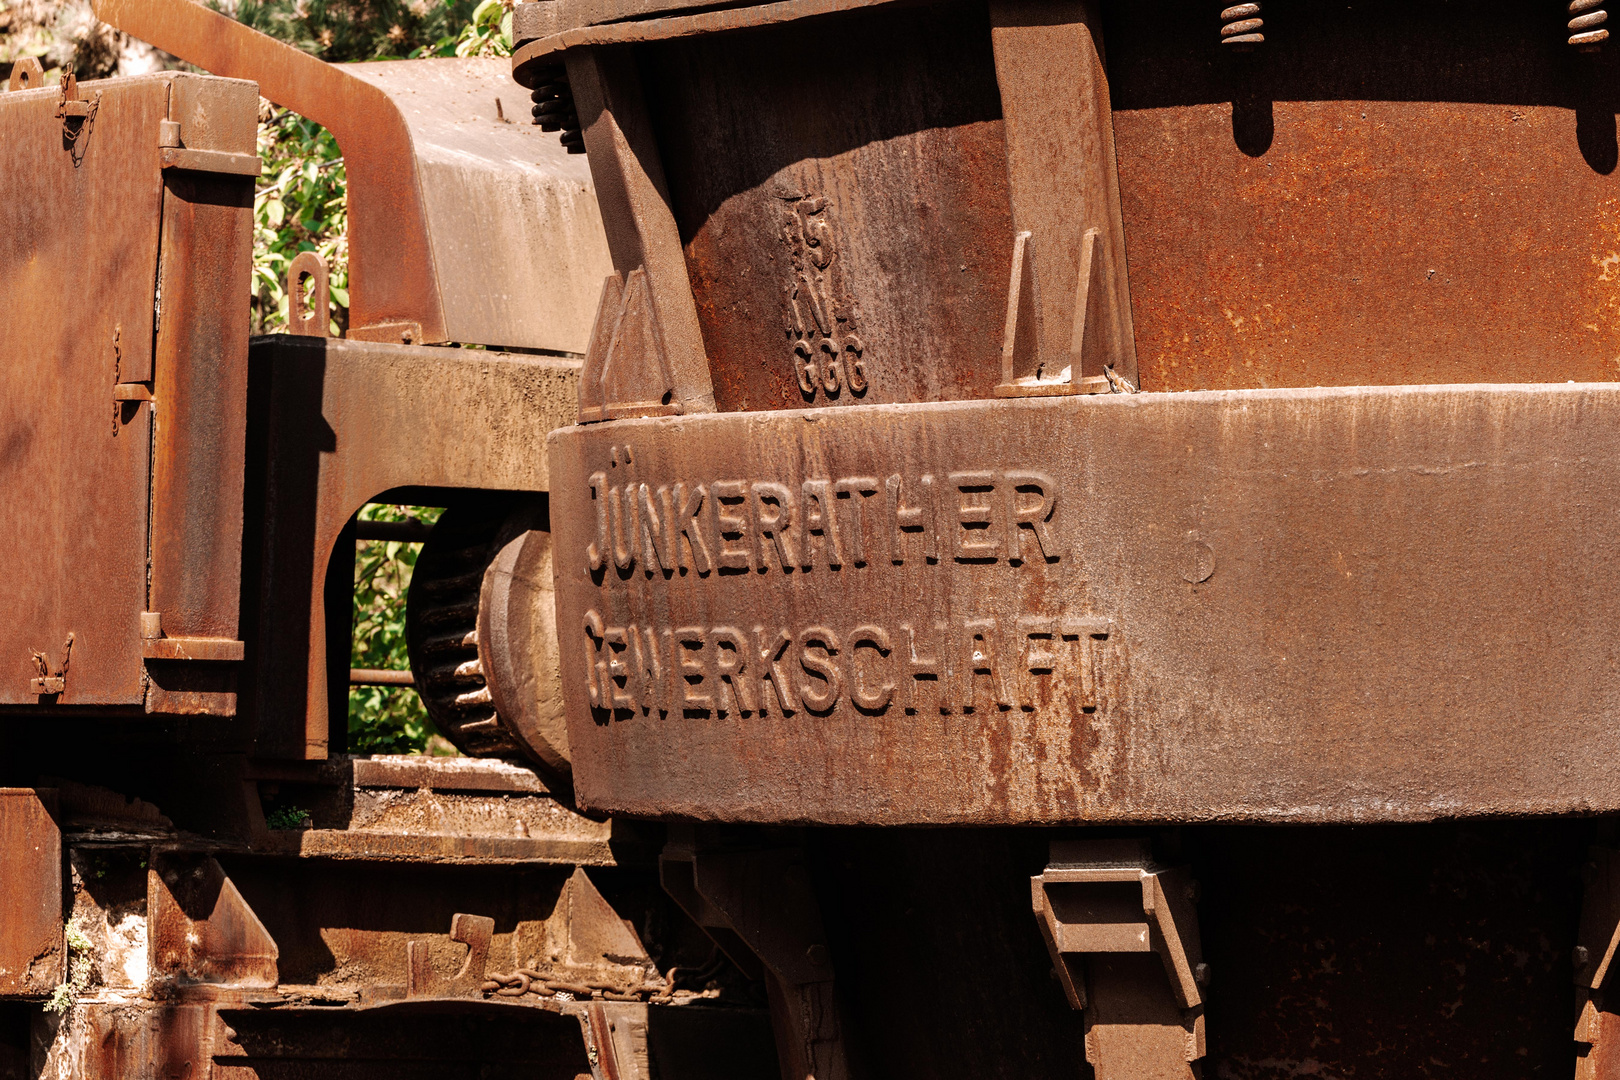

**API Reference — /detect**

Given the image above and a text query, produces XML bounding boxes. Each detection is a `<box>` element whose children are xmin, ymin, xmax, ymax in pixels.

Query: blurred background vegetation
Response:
<box><xmin>3</xmin><ymin>0</ymin><xmax>517</xmax><ymax>754</ymax></box>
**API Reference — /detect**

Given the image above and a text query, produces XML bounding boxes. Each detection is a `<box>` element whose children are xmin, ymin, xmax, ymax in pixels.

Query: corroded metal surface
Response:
<box><xmin>0</xmin><ymin>72</ymin><xmax>254</xmax><ymax>714</ymax></box>
<box><xmin>1106</xmin><ymin>0</ymin><xmax>1620</xmax><ymax>391</ymax></box>
<box><xmin>242</xmin><ymin>336</ymin><xmax>579</xmax><ymax>759</ymax></box>
<box><xmin>0</xmin><ymin>789</ymin><xmax>61</xmax><ymax>997</ymax></box>
<box><xmin>0</xmin><ymin>76</ymin><xmax>165</xmax><ymax>707</ymax></box>
<box><xmin>549</xmin><ymin>383</ymin><xmax>1620</xmax><ymax>823</ymax></box>
<box><xmin>100</xmin><ymin>0</ymin><xmax>612</xmax><ymax>352</ymax></box>
<box><xmin>641</xmin><ymin>1</ymin><xmax>1015</xmax><ymax>411</ymax></box>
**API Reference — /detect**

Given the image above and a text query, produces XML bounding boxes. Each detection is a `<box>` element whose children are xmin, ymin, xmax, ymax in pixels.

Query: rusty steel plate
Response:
<box><xmin>1105</xmin><ymin>0</ymin><xmax>1620</xmax><ymax>392</ymax></box>
<box><xmin>0</xmin><ymin>76</ymin><xmax>167</xmax><ymax>707</ymax></box>
<box><xmin>550</xmin><ymin>384</ymin><xmax>1620</xmax><ymax>824</ymax></box>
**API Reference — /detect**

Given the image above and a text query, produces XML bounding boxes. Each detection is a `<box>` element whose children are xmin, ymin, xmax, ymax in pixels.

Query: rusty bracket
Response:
<box><xmin>578</xmin><ymin>269</ymin><xmax>681</xmax><ymax>422</ymax></box>
<box><xmin>140</xmin><ymin>611</ymin><xmax>245</xmax><ymax>662</ymax></box>
<box><xmin>286</xmin><ymin>252</ymin><xmax>331</xmax><ymax>339</ymax></box>
<box><xmin>1033</xmin><ymin>839</ymin><xmax>1207</xmax><ymax>1080</ymax></box>
<box><xmin>406</xmin><ymin>912</ymin><xmax>495</xmax><ymax>997</ymax></box>
<box><xmin>660</xmin><ymin>836</ymin><xmax>851</xmax><ymax>1080</ymax></box>
<box><xmin>1576</xmin><ymin>846</ymin><xmax>1620</xmax><ymax>1078</ymax></box>
<box><xmin>54</xmin><ymin>69</ymin><xmax>99</xmax><ymax>165</ymax></box>
<box><xmin>996</xmin><ymin>227</ymin><xmax>1127</xmax><ymax>397</ymax></box>
<box><xmin>6</xmin><ymin>56</ymin><xmax>44</xmax><ymax>92</ymax></box>
<box><xmin>28</xmin><ymin>632</ymin><xmax>73</xmax><ymax>697</ymax></box>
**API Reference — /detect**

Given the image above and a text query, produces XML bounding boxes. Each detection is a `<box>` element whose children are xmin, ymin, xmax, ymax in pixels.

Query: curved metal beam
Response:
<box><xmin>94</xmin><ymin>0</ymin><xmax>447</xmax><ymax>344</ymax></box>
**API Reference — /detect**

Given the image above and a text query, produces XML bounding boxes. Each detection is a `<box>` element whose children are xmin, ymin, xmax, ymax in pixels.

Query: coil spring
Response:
<box><xmin>530</xmin><ymin>63</ymin><xmax>584</xmax><ymax>153</ymax></box>
<box><xmin>1220</xmin><ymin>3</ymin><xmax>1263</xmax><ymax>47</ymax></box>
<box><xmin>1570</xmin><ymin>0</ymin><xmax>1609</xmax><ymax>48</ymax></box>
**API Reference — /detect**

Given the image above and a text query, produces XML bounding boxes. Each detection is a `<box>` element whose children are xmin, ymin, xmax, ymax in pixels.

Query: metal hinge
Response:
<box><xmin>158</xmin><ymin>119</ymin><xmax>261</xmax><ymax>177</ymax></box>
<box><xmin>140</xmin><ymin>612</ymin><xmax>245</xmax><ymax>662</ymax></box>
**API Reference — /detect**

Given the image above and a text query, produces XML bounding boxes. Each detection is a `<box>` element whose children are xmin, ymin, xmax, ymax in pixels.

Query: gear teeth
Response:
<box><xmin>404</xmin><ymin>505</ymin><xmax>526</xmax><ymax>758</ymax></box>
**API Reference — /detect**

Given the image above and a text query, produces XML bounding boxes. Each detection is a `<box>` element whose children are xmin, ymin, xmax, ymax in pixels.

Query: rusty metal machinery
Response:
<box><xmin>17</xmin><ymin>0</ymin><xmax>1620</xmax><ymax>1077</ymax></box>
<box><xmin>497</xmin><ymin>0</ymin><xmax>1620</xmax><ymax>1076</ymax></box>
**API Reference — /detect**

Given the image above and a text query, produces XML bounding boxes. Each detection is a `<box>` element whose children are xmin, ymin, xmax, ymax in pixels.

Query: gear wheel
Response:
<box><xmin>404</xmin><ymin>498</ymin><xmax>529</xmax><ymax>759</ymax></box>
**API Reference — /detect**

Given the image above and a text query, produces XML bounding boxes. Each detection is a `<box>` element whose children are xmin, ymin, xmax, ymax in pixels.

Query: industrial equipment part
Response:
<box><xmin>94</xmin><ymin>0</ymin><xmax>613</xmax><ymax>352</ymax></box>
<box><xmin>0</xmin><ymin>70</ymin><xmax>258</xmax><ymax>718</ymax></box>
<box><xmin>1033</xmin><ymin>839</ymin><xmax>1206</xmax><ymax>1080</ymax></box>
<box><xmin>503</xmin><ymin>0</ymin><xmax>1620</xmax><ymax>1073</ymax></box>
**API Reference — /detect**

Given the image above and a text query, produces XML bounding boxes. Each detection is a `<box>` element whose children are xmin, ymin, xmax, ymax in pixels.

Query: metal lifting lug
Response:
<box><xmin>1033</xmin><ymin>839</ymin><xmax>1207</xmax><ymax>1080</ymax></box>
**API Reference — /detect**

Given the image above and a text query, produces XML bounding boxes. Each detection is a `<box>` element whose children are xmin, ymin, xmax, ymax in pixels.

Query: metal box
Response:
<box><xmin>0</xmin><ymin>71</ymin><xmax>257</xmax><ymax>716</ymax></box>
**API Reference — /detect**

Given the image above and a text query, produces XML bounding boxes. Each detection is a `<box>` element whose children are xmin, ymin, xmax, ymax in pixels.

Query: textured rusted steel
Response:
<box><xmin>99</xmin><ymin>0</ymin><xmax>613</xmax><ymax>353</ymax></box>
<box><xmin>146</xmin><ymin>75</ymin><xmax>258</xmax><ymax>718</ymax></box>
<box><xmin>547</xmin><ymin>383</ymin><xmax>1620</xmax><ymax>824</ymax></box>
<box><xmin>0</xmin><ymin>789</ymin><xmax>60</xmax><ymax>997</ymax></box>
<box><xmin>0</xmin><ymin>76</ymin><xmax>163</xmax><ymax>708</ymax></box>
<box><xmin>242</xmin><ymin>336</ymin><xmax>579</xmax><ymax>759</ymax></box>
<box><xmin>636</xmin><ymin>2</ymin><xmax>1014</xmax><ymax>412</ymax></box>
<box><xmin>1104</xmin><ymin>0</ymin><xmax>1620</xmax><ymax>392</ymax></box>
<box><xmin>92</xmin><ymin>0</ymin><xmax>445</xmax><ymax>345</ymax></box>
<box><xmin>0</xmin><ymin>72</ymin><xmax>254</xmax><ymax>714</ymax></box>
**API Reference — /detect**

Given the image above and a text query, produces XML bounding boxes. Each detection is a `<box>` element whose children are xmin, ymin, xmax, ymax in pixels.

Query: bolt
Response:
<box><xmin>1576</xmin><ymin>945</ymin><xmax>1592</xmax><ymax>968</ymax></box>
<box><xmin>1195</xmin><ymin>962</ymin><xmax>1213</xmax><ymax>986</ymax></box>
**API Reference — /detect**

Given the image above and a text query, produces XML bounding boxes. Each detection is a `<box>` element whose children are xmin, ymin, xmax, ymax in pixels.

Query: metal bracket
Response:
<box><xmin>55</xmin><ymin>70</ymin><xmax>99</xmax><ymax>166</ymax></box>
<box><xmin>28</xmin><ymin>633</ymin><xmax>73</xmax><ymax>697</ymax></box>
<box><xmin>660</xmin><ymin>836</ymin><xmax>851</xmax><ymax>1080</ymax></box>
<box><xmin>997</xmin><ymin>228</ymin><xmax>1135</xmax><ymax>397</ymax></box>
<box><xmin>1576</xmin><ymin>846</ymin><xmax>1620</xmax><ymax>1078</ymax></box>
<box><xmin>7</xmin><ymin>57</ymin><xmax>44</xmax><ymax>92</ymax></box>
<box><xmin>287</xmin><ymin>251</ymin><xmax>331</xmax><ymax>338</ymax></box>
<box><xmin>406</xmin><ymin>912</ymin><xmax>495</xmax><ymax>997</ymax></box>
<box><xmin>140</xmin><ymin>611</ymin><xmax>245</xmax><ymax>661</ymax></box>
<box><xmin>1033</xmin><ymin>839</ymin><xmax>1207</xmax><ymax>1079</ymax></box>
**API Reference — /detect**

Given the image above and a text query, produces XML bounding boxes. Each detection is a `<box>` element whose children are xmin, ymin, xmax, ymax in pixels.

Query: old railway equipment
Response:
<box><xmin>9</xmin><ymin>0</ymin><xmax>1620</xmax><ymax>1077</ymax></box>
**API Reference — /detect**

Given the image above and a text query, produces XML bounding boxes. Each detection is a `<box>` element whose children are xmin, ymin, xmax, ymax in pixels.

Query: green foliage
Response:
<box><xmin>45</xmin><ymin>920</ymin><xmax>93</xmax><ymax>1015</ymax></box>
<box><xmin>430</xmin><ymin>0</ymin><xmax>514</xmax><ymax>58</ymax></box>
<box><xmin>252</xmin><ymin>109</ymin><xmax>349</xmax><ymax>336</ymax></box>
<box><xmin>232</xmin><ymin>0</ymin><xmax>481</xmax><ymax>62</ymax></box>
<box><xmin>265</xmin><ymin>805</ymin><xmax>311</xmax><ymax>830</ymax></box>
<box><xmin>349</xmin><ymin>504</ymin><xmax>444</xmax><ymax>754</ymax></box>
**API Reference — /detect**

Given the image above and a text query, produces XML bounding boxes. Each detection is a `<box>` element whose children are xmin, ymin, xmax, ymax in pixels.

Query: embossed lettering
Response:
<box><xmin>637</xmin><ymin>484</ymin><xmax>674</xmax><ymax>574</ymax></box>
<box><xmin>674</xmin><ymin>482</ymin><xmax>712</xmax><ymax>575</ymax></box>
<box><xmin>950</xmin><ymin>472</ymin><xmax>1003</xmax><ymax>560</ymax></box>
<box><xmin>609</xmin><ymin>486</ymin><xmax>637</xmax><ymax>571</ymax></box>
<box><xmin>603</xmin><ymin>625</ymin><xmax>634</xmax><ymax>710</ymax></box>
<box><xmin>850</xmin><ymin>625</ymin><xmax>894</xmax><ymax>711</ymax></box>
<box><xmin>797</xmin><ymin>626</ymin><xmax>843</xmax><ymax>713</ymax></box>
<box><xmin>963</xmin><ymin>618</ymin><xmax>1011</xmax><ymax>710</ymax></box>
<box><xmin>901</xmin><ymin>621</ymin><xmax>945</xmax><ymax>714</ymax></box>
<box><xmin>800</xmin><ymin>480</ymin><xmax>844</xmax><ymax>570</ymax></box>
<box><xmin>587</xmin><ymin>472</ymin><xmax>609</xmax><ymax>572</ymax></box>
<box><xmin>583</xmin><ymin>609</ymin><xmax>606</xmax><ymax>709</ymax></box>
<box><xmin>708</xmin><ymin>626</ymin><xmax>755</xmax><ymax>715</ymax></box>
<box><xmin>752</xmin><ymin>626</ymin><xmax>797</xmax><ymax>715</ymax></box>
<box><xmin>752</xmin><ymin>481</ymin><xmax>799</xmax><ymax>571</ymax></box>
<box><xmin>711</xmin><ymin>480</ymin><xmax>753</xmax><ymax>572</ymax></box>
<box><xmin>886</xmin><ymin>473</ymin><xmax>936</xmax><ymax>564</ymax></box>
<box><xmin>1005</xmin><ymin>470</ymin><xmax>1060</xmax><ymax>562</ymax></box>
<box><xmin>630</xmin><ymin>624</ymin><xmax>673</xmax><ymax>711</ymax></box>
<box><xmin>677</xmin><ymin>626</ymin><xmax>712</xmax><ymax>710</ymax></box>
<box><xmin>834</xmin><ymin>477</ymin><xmax>879</xmax><ymax>566</ymax></box>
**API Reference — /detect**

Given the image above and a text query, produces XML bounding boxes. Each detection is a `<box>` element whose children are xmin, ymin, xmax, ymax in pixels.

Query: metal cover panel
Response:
<box><xmin>0</xmin><ymin>77</ymin><xmax>169</xmax><ymax>705</ymax></box>
<box><xmin>1106</xmin><ymin>0</ymin><xmax>1620</xmax><ymax>391</ymax></box>
<box><xmin>0</xmin><ymin>789</ymin><xmax>61</xmax><ymax>996</ymax></box>
<box><xmin>344</xmin><ymin>58</ymin><xmax>612</xmax><ymax>353</ymax></box>
<box><xmin>550</xmin><ymin>384</ymin><xmax>1620</xmax><ymax>824</ymax></box>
